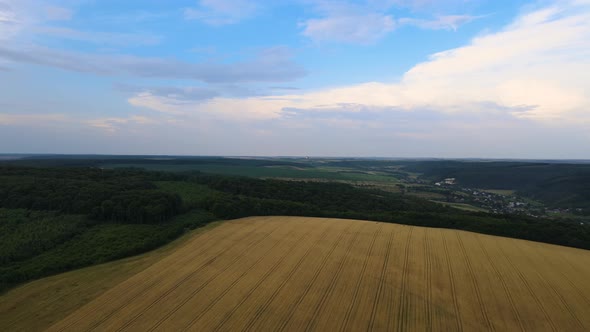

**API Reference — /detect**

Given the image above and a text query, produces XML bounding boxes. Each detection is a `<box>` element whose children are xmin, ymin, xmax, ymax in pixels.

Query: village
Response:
<box><xmin>433</xmin><ymin>178</ymin><xmax>549</xmax><ymax>217</ymax></box>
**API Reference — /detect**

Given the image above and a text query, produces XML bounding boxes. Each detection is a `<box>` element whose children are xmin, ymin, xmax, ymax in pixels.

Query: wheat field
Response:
<box><xmin>47</xmin><ymin>216</ymin><xmax>590</xmax><ymax>331</ymax></box>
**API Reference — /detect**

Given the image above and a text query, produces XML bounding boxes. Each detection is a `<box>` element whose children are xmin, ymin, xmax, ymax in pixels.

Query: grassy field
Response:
<box><xmin>42</xmin><ymin>216</ymin><xmax>590</xmax><ymax>331</ymax></box>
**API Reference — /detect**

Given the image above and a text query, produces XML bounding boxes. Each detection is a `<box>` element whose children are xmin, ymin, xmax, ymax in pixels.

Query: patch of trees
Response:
<box><xmin>0</xmin><ymin>210</ymin><xmax>215</xmax><ymax>291</ymax></box>
<box><xmin>0</xmin><ymin>166</ymin><xmax>183</xmax><ymax>223</ymax></box>
<box><xmin>0</xmin><ymin>166</ymin><xmax>210</xmax><ymax>292</ymax></box>
<box><xmin>0</xmin><ymin>209</ymin><xmax>87</xmax><ymax>265</ymax></box>
<box><xmin>521</xmin><ymin>174</ymin><xmax>590</xmax><ymax>211</ymax></box>
<box><xmin>193</xmin><ymin>175</ymin><xmax>449</xmax><ymax>214</ymax></box>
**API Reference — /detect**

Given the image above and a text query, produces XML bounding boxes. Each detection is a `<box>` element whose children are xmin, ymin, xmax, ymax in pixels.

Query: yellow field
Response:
<box><xmin>0</xmin><ymin>221</ymin><xmax>227</xmax><ymax>332</ymax></box>
<box><xmin>46</xmin><ymin>216</ymin><xmax>590</xmax><ymax>331</ymax></box>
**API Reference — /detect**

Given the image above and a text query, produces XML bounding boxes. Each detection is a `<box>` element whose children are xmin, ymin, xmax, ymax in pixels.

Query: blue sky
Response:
<box><xmin>1</xmin><ymin>0</ymin><xmax>589</xmax><ymax>158</ymax></box>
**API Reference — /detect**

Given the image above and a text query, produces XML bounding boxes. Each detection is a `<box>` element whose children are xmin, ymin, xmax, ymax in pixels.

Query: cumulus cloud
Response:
<box><xmin>131</xmin><ymin>1</ymin><xmax>590</xmax><ymax>126</ymax></box>
<box><xmin>400</xmin><ymin>2</ymin><xmax>590</xmax><ymax>121</ymax></box>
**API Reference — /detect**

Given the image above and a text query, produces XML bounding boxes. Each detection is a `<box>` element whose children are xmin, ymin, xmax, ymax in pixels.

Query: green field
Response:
<box><xmin>482</xmin><ymin>189</ymin><xmax>516</xmax><ymax>196</ymax></box>
<box><xmin>432</xmin><ymin>201</ymin><xmax>489</xmax><ymax>212</ymax></box>
<box><xmin>155</xmin><ymin>181</ymin><xmax>218</xmax><ymax>205</ymax></box>
<box><xmin>106</xmin><ymin>164</ymin><xmax>398</xmax><ymax>183</ymax></box>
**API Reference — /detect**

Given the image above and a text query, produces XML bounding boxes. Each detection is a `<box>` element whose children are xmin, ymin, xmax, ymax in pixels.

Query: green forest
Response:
<box><xmin>1</xmin><ymin>164</ymin><xmax>589</xmax><ymax>293</ymax></box>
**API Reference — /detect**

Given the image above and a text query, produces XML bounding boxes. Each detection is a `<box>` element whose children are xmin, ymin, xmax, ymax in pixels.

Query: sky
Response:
<box><xmin>0</xmin><ymin>0</ymin><xmax>589</xmax><ymax>158</ymax></box>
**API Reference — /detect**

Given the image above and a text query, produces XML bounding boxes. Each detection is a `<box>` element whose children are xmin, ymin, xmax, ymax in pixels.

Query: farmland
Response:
<box><xmin>104</xmin><ymin>163</ymin><xmax>399</xmax><ymax>183</ymax></box>
<box><xmin>3</xmin><ymin>164</ymin><xmax>589</xmax><ymax>294</ymax></box>
<box><xmin>47</xmin><ymin>216</ymin><xmax>590</xmax><ymax>331</ymax></box>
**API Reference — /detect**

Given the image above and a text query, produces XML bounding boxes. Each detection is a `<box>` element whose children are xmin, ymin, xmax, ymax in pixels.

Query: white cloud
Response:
<box><xmin>32</xmin><ymin>26</ymin><xmax>162</xmax><ymax>46</ymax></box>
<box><xmin>377</xmin><ymin>0</ymin><xmax>477</xmax><ymax>11</ymax></box>
<box><xmin>1</xmin><ymin>0</ymin><xmax>67</xmax><ymax>32</ymax></box>
<box><xmin>400</xmin><ymin>2</ymin><xmax>590</xmax><ymax>121</ymax></box>
<box><xmin>299</xmin><ymin>1</ymin><xmax>397</xmax><ymax>44</ymax></box>
<box><xmin>399</xmin><ymin>14</ymin><xmax>478</xmax><ymax>31</ymax></box>
<box><xmin>0</xmin><ymin>3</ymin><xmax>16</xmax><ymax>23</ymax></box>
<box><xmin>86</xmin><ymin>115</ymin><xmax>157</xmax><ymax>133</ymax></box>
<box><xmin>129</xmin><ymin>92</ymin><xmax>286</xmax><ymax>120</ymax></box>
<box><xmin>0</xmin><ymin>44</ymin><xmax>305</xmax><ymax>83</ymax></box>
<box><xmin>302</xmin><ymin>14</ymin><xmax>395</xmax><ymax>44</ymax></box>
<box><xmin>184</xmin><ymin>0</ymin><xmax>259</xmax><ymax>25</ymax></box>
<box><xmin>0</xmin><ymin>1</ymin><xmax>158</xmax><ymax>47</ymax></box>
<box><xmin>0</xmin><ymin>1</ymin><xmax>23</xmax><ymax>40</ymax></box>
<box><xmin>299</xmin><ymin>0</ymin><xmax>477</xmax><ymax>44</ymax></box>
<box><xmin>131</xmin><ymin>1</ymin><xmax>590</xmax><ymax>126</ymax></box>
<box><xmin>0</xmin><ymin>113</ymin><xmax>70</xmax><ymax>125</ymax></box>
<box><xmin>45</xmin><ymin>6</ymin><xmax>72</xmax><ymax>21</ymax></box>
<box><xmin>0</xmin><ymin>111</ymin><xmax>162</xmax><ymax>135</ymax></box>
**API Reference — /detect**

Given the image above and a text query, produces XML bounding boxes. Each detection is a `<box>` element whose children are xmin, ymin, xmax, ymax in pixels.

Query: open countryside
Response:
<box><xmin>2</xmin><ymin>0</ymin><xmax>590</xmax><ymax>330</ymax></box>
<box><xmin>47</xmin><ymin>216</ymin><xmax>590</xmax><ymax>332</ymax></box>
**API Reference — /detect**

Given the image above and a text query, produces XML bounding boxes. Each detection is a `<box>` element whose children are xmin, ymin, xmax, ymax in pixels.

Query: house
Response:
<box><xmin>443</xmin><ymin>178</ymin><xmax>456</xmax><ymax>185</ymax></box>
